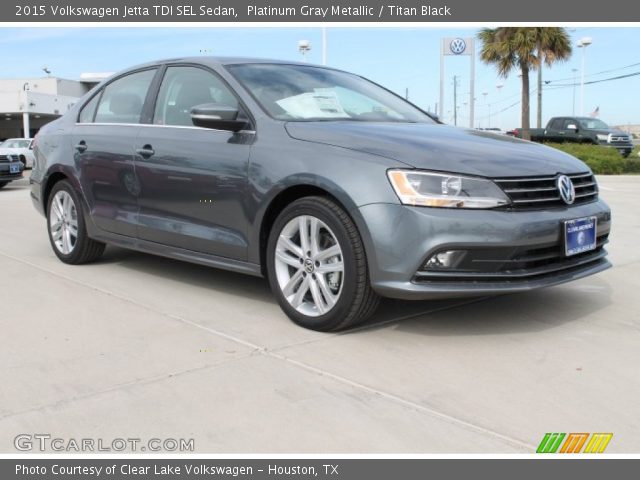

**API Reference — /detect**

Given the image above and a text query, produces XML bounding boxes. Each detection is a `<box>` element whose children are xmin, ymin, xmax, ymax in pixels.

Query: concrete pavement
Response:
<box><xmin>0</xmin><ymin>174</ymin><xmax>638</xmax><ymax>453</ymax></box>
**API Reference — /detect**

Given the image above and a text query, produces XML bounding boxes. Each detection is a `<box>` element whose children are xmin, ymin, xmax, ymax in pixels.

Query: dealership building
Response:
<box><xmin>0</xmin><ymin>73</ymin><xmax>110</xmax><ymax>140</ymax></box>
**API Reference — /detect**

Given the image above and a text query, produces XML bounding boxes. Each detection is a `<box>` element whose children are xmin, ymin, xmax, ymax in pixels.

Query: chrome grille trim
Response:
<box><xmin>494</xmin><ymin>172</ymin><xmax>598</xmax><ymax>209</ymax></box>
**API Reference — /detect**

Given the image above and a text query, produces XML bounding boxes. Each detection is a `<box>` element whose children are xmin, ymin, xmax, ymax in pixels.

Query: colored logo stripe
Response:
<box><xmin>537</xmin><ymin>433</ymin><xmax>566</xmax><ymax>453</ymax></box>
<box><xmin>584</xmin><ymin>433</ymin><xmax>613</xmax><ymax>453</ymax></box>
<box><xmin>560</xmin><ymin>433</ymin><xmax>589</xmax><ymax>453</ymax></box>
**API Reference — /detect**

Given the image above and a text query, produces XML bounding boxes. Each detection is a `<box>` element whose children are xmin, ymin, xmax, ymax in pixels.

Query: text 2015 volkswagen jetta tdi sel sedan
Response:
<box><xmin>30</xmin><ymin>57</ymin><xmax>611</xmax><ymax>331</ymax></box>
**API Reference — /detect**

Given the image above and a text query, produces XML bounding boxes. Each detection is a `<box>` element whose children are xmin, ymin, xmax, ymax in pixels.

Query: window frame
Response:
<box><xmin>76</xmin><ymin>66</ymin><xmax>160</xmax><ymax>125</ymax></box>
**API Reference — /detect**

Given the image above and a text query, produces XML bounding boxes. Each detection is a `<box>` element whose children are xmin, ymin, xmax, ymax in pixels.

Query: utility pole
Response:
<box><xmin>453</xmin><ymin>75</ymin><xmax>458</xmax><ymax>126</ymax></box>
<box><xmin>537</xmin><ymin>63</ymin><xmax>543</xmax><ymax>128</ymax></box>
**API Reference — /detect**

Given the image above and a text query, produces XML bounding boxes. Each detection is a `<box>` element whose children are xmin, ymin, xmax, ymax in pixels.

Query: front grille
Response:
<box><xmin>0</xmin><ymin>155</ymin><xmax>11</xmax><ymax>164</ymax></box>
<box><xmin>415</xmin><ymin>233</ymin><xmax>609</xmax><ymax>283</ymax></box>
<box><xmin>494</xmin><ymin>172</ymin><xmax>598</xmax><ymax>209</ymax></box>
<box><xmin>610</xmin><ymin>135</ymin><xmax>630</xmax><ymax>143</ymax></box>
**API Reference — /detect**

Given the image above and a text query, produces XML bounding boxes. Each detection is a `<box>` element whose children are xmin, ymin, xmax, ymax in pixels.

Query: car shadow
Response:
<box><xmin>357</xmin><ymin>280</ymin><xmax>613</xmax><ymax>336</ymax></box>
<box><xmin>98</xmin><ymin>245</ymin><xmax>613</xmax><ymax>337</ymax></box>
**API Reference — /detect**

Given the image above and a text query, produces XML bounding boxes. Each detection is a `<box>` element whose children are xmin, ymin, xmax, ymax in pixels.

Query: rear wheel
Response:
<box><xmin>266</xmin><ymin>196</ymin><xmax>379</xmax><ymax>331</ymax></box>
<box><xmin>47</xmin><ymin>180</ymin><xmax>105</xmax><ymax>264</ymax></box>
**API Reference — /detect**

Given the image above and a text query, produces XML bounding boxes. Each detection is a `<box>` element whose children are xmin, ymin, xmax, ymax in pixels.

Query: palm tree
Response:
<box><xmin>477</xmin><ymin>28</ymin><xmax>571</xmax><ymax>140</ymax></box>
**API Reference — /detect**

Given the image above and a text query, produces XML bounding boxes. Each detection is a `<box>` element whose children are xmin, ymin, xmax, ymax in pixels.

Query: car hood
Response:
<box><xmin>589</xmin><ymin>128</ymin><xmax>629</xmax><ymax>137</ymax></box>
<box><xmin>285</xmin><ymin>122</ymin><xmax>589</xmax><ymax>177</ymax></box>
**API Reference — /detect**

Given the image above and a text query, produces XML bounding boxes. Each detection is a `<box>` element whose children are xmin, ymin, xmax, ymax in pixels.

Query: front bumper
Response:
<box><xmin>0</xmin><ymin>161</ymin><xmax>24</xmax><ymax>182</ymax></box>
<box><xmin>597</xmin><ymin>141</ymin><xmax>633</xmax><ymax>155</ymax></box>
<box><xmin>354</xmin><ymin>199</ymin><xmax>611</xmax><ymax>300</ymax></box>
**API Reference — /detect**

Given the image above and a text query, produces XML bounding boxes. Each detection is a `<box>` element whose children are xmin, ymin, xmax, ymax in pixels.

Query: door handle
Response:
<box><xmin>136</xmin><ymin>145</ymin><xmax>155</xmax><ymax>158</ymax></box>
<box><xmin>74</xmin><ymin>141</ymin><xmax>87</xmax><ymax>153</ymax></box>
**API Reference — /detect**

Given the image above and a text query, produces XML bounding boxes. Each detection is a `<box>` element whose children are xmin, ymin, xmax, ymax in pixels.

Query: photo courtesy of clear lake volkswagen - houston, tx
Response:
<box><xmin>30</xmin><ymin>57</ymin><xmax>611</xmax><ymax>331</ymax></box>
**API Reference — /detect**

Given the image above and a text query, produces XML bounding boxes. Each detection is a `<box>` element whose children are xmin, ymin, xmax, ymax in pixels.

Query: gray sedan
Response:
<box><xmin>30</xmin><ymin>57</ymin><xmax>611</xmax><ymax>331</ymax></box>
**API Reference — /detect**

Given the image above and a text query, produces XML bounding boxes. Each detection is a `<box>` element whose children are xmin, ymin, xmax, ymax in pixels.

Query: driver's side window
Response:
<box><xmin>153</xmin><ymin>66</ymin><xmax>238</xmax><ymax>127</ymax></box>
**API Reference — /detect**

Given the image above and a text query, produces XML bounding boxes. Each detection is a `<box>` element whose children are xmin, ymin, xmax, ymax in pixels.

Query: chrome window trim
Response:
<box><xmin>74</xmin><ymin>122</ymin><xmax>255</xmax><ymax>135</ymax></box>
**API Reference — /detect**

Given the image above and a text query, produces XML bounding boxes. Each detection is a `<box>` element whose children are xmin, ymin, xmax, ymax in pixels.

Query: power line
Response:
<box><xmin>544</xmin><ymin>61</ymin><xmax>640</xmax><ymax>84</ymax></box>
<box><xmin>544</xmin><ymin>70</ymin><xmax>640</xmax><ymax>88</ymax></box>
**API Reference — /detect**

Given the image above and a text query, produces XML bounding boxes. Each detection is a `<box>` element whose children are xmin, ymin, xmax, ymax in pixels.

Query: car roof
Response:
<box><xmin>124</xmin><ymin>56</ymin><xmax>339</xmax><ymax>71</ymax></box>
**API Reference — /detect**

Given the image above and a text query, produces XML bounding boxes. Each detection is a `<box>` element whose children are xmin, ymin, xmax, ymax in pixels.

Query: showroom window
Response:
<box><xmin>93</xmin><ymin>69</ymin><xmax>157</xmax><ymax>124</ymax></box>
<box><xmin>153</xmin><ymin>66</ymin><xmax>238</xmax><ymax>127</ymax></box>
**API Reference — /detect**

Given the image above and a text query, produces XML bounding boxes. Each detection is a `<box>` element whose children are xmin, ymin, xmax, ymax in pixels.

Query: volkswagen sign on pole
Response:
<box><xmin>440</xmin><ymin>37</ymin><xmax>475</xmax><ymax>128</ymax></box>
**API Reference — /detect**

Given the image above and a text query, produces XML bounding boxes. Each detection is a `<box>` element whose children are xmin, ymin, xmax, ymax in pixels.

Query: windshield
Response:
<box><xmin>227</xmin><ymin>64</ymin><xmax>434</xmax><ymax>123</ymax></box>
<box><xmin>1</xmin><ymin>139</ymin><xmax>30</xmax><ymax>148</ymax></box>
<box><xmin>578</xmin><ymin>118</ymin><xmax>609</xmax><ymax>130</ymax></box>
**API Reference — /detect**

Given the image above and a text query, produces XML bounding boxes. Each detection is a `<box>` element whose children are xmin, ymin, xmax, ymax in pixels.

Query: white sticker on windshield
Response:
<box><xmin>276</xmin><ymin>89</ymin><xmax>349</xmax><ymax>119</ymax></box>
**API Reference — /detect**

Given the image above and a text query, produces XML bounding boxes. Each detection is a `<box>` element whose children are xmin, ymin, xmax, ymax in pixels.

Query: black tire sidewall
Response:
<box><xmin>266</xmin><ymin>198</ymin><xmax>360</xmax><ymax>331</ymax></box>
<box><xmin>46</xmin><ymin>180</ymin><xmax>89</xmax><ymax>263</ymax></box>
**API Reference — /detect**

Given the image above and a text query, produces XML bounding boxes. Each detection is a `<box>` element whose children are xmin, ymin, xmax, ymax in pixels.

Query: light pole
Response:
<box><xmin>482</xmin><ymin>91</ymin><xmax>488</xmax><ymax>128</ymax></box>
<box><xmin>577</xmin><ymin>37</ymin><xmax>592</xmax><ymax>116</ymax></box>
<box><xmin>298</xmin><ymin>40</ymin><xmax>311</xmax><ymax>62</ymax></box>
<box><xmin>496</xmin><ymin>83</ymin><xmax>504</xmax><ymax>130</ymax></box>
<box><xmin>571</xmin><ymin>68</ymin><xmax>578</xmax><ymax>115</ymax></box>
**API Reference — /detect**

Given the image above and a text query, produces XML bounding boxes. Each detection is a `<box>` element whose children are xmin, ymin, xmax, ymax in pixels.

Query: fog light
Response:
<box><xmin>424</xmin><ymin>250</ymin><xmax>466</xmax><ymax>271</ymax></box>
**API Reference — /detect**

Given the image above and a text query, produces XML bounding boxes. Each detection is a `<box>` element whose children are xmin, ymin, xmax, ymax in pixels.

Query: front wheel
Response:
<box><xmin>266</xmin><ymin>196</ymin><xmax>379</xmax><ymax>331</ymax></box>
<box><xmin>47</xmin><ymin>180</ymin><xmax>105</xmax><ymax>264</ymax></box>
<box><xmin>0</xmin><ymin>182</ymin><xmax>7</xmax><ymax>190</ymax></box>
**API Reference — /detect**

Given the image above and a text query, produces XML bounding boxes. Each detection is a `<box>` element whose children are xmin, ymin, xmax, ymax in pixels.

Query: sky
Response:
<box><xmin>0</xmin><ymin>26</ymin><xmax>638</xmax><ymax>129</ymax></box>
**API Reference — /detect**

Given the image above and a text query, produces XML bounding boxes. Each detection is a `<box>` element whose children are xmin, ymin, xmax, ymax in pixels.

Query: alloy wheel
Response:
<box><xmin>49</xmin><ymin>190</ymin><xmax>78</xmax><ymax>255</ymax></box>
<box><xmin>274</xmin><ymin>215</ymin><xmax>344</xmax><ymax>317</ymax></box>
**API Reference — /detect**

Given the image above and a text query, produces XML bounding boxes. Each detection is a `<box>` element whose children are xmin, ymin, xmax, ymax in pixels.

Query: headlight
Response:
<box><xmin>596</xmin><ymin>134</ymin><xmax>609</xmax><ymax>142</ymax></box>
<box><xmin>387</xmin><ymin>170</ymin><xmax>510</xmax><ymax>209</ymax></box>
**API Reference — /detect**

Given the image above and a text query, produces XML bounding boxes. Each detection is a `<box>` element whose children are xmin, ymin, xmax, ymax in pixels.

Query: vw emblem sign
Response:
<box><xmin>450</xmin><ymin>38</ymin><xmax>467</xmax><ymax>55</ymax></box>
<box><xmin>557</xmin><ymin>175</ymin><xmax>576</xmax><ymax>205</ymax></box>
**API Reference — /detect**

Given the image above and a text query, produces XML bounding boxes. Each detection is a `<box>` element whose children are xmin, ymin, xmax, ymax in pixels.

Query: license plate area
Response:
<box><xmin>9</xmin><ymin>163</ymin><xmax>20</xmax><ymax>174</ymax></box>
<box><xmin>564</xmin><ymin>216</ymin><xmax>597</xmax><ymax>256</ymax></box>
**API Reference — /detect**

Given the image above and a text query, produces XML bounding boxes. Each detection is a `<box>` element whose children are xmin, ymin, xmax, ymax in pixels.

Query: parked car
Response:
<box><xmin>0</xmin><ymin>152</ymin><xmax>24</xmax><ymax>189</ymax></box>
<box><xmin>0</xmin><ymin>138</ymin><xmax>35</xmax><ymax>168</ymax></box>
<box><xmin>30</xmin><ymin>58</ymin><xmax>612</xmax><ymax>331</ymax></box>
<box><xmin>513</xmin><ymin>117</ymin><xmax>634</xmax><ymax>157</ymax></box>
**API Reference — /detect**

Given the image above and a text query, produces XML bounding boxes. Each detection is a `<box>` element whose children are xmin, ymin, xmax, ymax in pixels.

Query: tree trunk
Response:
<box><xmin>521</xmin><ymin>65</ymin><xmax>531</xmax><ymax>141</ymax></box>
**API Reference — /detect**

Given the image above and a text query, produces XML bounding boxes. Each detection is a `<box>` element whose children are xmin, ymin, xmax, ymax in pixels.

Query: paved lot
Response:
<box><xmin>0</xmin><ymin>174</ymin><xmax>638</xmax><ymax>453</ymax></box>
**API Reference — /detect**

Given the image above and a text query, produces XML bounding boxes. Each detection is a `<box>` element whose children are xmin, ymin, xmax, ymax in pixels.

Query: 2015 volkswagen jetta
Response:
<box><xmin>30</xmin><ymin>57</ymin><xmax>611</xmax><ymax>331</ymax></box>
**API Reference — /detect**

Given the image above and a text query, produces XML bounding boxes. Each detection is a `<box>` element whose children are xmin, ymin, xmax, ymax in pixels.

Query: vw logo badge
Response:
<box><xmin>557</xmin><ymin>175</ymin><xmax>576</xmax><ymax>205</ymax></box>
<box><xmin>450</xmin><ymin>38</ymin><xmax>466</xmax><ymax>55</ymax></box>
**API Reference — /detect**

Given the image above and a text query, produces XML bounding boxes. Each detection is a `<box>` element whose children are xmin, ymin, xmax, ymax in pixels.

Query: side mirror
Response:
<box><xmin>566</xmin><ymin>124</ymin><xmax>578</xmax><ymax>131</ymax></box>
<box><xmin>190</xmin><ymin>103</ymin><xmax>249</xmax><ymax>132</ymax></box>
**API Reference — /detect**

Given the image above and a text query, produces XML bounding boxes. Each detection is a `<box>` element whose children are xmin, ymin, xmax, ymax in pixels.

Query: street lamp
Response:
<box><xmin>571</xmin><ymin>68</ymin><xmax>578</xmax><ymax>115</ymax></box>
<box><xmin>496</xmin><ymin>83</ymin><xmax>504</xmax><ymax>130</ymax></box>
<box><xmin>577</xmin><ymin>36</ymin><xmax>593</xmax><ymax>116</ymax></box>
<box><xmin>482</xmin><ymin>91</ymin><xmax>489</xmax><ymax>128</ymax></box>
<box><xmin>298</xmin><ymin>40</ymin><xmax>311</xmax><ymax>61</ymax></box>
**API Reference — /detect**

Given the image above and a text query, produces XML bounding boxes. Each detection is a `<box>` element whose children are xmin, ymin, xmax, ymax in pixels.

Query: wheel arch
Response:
<box><xmin>255</xmin><ymin>183</ymin><xmax>360</xmax><ymax>277</ymax></box>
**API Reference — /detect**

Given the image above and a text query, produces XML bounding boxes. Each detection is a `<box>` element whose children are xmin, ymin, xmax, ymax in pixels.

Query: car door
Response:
<box><xmin>133</xmin><ymin>65</ymin><xmax>254</xmax><ymax>260</ymax></box>
<box><xmin>560</xmin><ymin>118</ymin><xmax>581</xmax><ymax>142</ymax></box>
<box><xmin>72</xmin><ymin>68</ymin><xmax>158</xmax><ymax>238</ymax></box>
<box><xmin>545</xmin><ymin>118</ymin><xmax>565</xmax><ymax>142</ymax></box>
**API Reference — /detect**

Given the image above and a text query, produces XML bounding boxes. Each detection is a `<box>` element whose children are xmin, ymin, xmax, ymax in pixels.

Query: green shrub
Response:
<box><xmin>544</xmin><ymin>143</ymin><xmax>639</xmax><ymax>174</ymax></box>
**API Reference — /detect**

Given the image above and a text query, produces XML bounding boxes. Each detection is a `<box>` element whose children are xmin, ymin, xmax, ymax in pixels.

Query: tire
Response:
<box><xmin>19</xmin><ymin>155</ymin><xmax>27</xmax><ymax>169</ymax></box>
<box><xmin>46</xmin><ymin>180</ymin><xmax>105</xmax><ymax>264</ymax></box>
<box><xmin>266</xmin><ymin>196</ymin><xmax>379</xmax><ymax>331</ymax></box>
<box><xmin>0</xmin><ymin>182</ymin><xmax>7</xmax><ymax>190</ymax></box>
